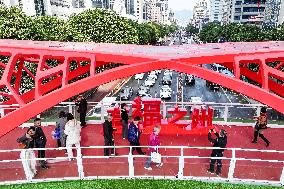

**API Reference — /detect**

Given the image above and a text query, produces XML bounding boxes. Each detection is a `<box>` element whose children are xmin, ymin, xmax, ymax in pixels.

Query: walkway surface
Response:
<box><xmin>0</xmin><ymin>124</ymin><xmax>284</xmax><ymax>182</ymax></box>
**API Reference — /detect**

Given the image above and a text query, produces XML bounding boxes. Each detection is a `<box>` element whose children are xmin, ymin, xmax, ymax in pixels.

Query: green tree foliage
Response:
<box><xmin>0</xmin><ymin>6</ymin><xmax>33</xmax><ymax>39</ymax></box>
<box><xmin>185</xmin><ymin>23</ymin><xmax>198</xmax><ymax>35</ymax></box>
<box><xmin>199</xmin><ymin>22</ymin><xmax>275</xmax><ymax>43</ymax></box>
<box><xmin>66</xmin><ymin>9</ymin><xmax>139</xmax><ymax>44</ymax></box>
<box><xmin>32</xmin><ymin>16</ymin><xmax>67</xmax><ymax>41</ymax></box>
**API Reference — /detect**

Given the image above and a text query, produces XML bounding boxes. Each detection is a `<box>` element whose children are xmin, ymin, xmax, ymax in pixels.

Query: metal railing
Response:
<box><xmin>0</xmin><ymin>146</ymin><xmax>283</xmax><ymax>186</ymax></box>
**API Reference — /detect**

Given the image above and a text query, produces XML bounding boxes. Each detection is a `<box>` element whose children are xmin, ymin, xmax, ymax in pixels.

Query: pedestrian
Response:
<box><xmin>54</xmin><ymin>111</ymin><xmax>67</xmax><ymax>148</ymax></box>
<box><xmin>103</xmin><ymin>114</ymin><xmax>115</xmax><ymax>156</ymax></box>
<box><xmin>252</xmin><ymin>107</ymin><xmax>270</xmax><ymax>147</ymax></box>
<box><xmin>30</xmin><ymin>118</ymin><xmax>49</xmax><ymax>169</ymax></box>
<box><xmin>75</xmin><ymin>95</ymin><xmax>87</xmax><ymax>128</ymax></box>
<box><xmin>17</xmin><ymin>127</ymin><xmax>37</xmax><ymax>179</ymax></box>
<box><xmin>128</xmin><ymin>116</ymin><xmax>146</xmax><ymax>155</ymax></box>
<box><xmin>207</xmin><ymin>128</ymin><xmax>227</xmax><ymax>176</ymax></box>
<box><xmin>121</xmin><ymin>103</ymin><xmax>129</xmax><ymax>139</ymax></box>
<box><xmin>144</xmin><ymin>126</ymin><xmax>163</xmax><ymax>171</ymax></box>
<box><xmin>64</xmin><ymin>113</ymin><xmax>81</xmax><ymax>161</ymax></box>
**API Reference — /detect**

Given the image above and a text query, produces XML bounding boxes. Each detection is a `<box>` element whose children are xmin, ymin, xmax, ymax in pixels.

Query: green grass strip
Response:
<box><xmin>0</xmin><ymin>179</ymin><xmax>281</xmax><ymax>189</ymax></box>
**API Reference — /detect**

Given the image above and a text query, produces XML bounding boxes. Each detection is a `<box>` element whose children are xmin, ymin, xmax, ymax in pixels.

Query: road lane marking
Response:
<box><xmin>221</xmin><ymin>87</ymin><xmax>232</xmax><ymax>103</ymax></box>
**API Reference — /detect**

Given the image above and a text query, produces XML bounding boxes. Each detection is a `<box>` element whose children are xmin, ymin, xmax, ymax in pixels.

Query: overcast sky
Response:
<box><xmin>168</xmin><ymin>0</ymin><xmax>203</xmax><ymax>25</ymax></box>
<box><xmin>168</xmin><ymin>0</ymin><xmax>199</xmax><ymax>11</ymax></box>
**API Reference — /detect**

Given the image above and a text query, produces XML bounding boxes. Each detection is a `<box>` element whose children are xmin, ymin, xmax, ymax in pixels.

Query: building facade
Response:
<box><xmin>0</xmin><ymin>0</ymin><xmax>172</xmax><ymax>24</ymax></box>
<box><xmin>192</xmin><ymin>0</ymin><xmax>209</xmax><ymax>28</ymax></box>
<box><xmin>224</xmin><ymin>0</ymin><xmax>266</xmax><ymax>25</ymax></box>
<box><xmin>209</xmin><ymin>0</ymin><xmax>223</xmax><ymax>23</ymax></box>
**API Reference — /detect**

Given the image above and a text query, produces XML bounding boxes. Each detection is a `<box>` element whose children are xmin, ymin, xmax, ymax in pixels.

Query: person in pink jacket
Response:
<box><xmin>144</xmin><ymin>126</ymin><xmax>163</xmax><ymax>170</ymax></box>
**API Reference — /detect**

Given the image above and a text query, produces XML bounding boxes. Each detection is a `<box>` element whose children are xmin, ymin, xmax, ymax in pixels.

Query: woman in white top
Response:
<box><xmin>64</xmin><ymin>113</ymin><xmax>81</xmax><ymax>161</ymax></box>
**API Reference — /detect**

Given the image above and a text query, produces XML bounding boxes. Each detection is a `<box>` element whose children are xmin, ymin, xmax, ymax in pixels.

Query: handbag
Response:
<box><xmin>151</xmin><ymin>152</ymin><xmax>161</xmax><ymax>164</ymax></box>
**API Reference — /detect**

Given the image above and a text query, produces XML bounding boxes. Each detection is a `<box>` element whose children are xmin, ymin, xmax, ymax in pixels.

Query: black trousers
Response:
<box><xmin>130</xmin><ymin>141</ymin><xmax>143</xmax><ymax>154</ymax></box>
<box><xmin>104</xmin><ymin>138</ymin><xmax>114</xmax><ymax>156</ymax></box>
<box><xmin>122</xmin><ymin>120</ymin><xmax>128</xmax><ymax>138</ymax></box>
<box><xmin>80</xmin><ymin>112</ymin><xmax>86</xmax><ymax>126</ymax></box>
<box><xmin>209</xmin><ymin>152</ymin><xmax>223</xmax><ymax>174</ymax></box>
<box><xmin>38</xmin><ymin>149</ymin><xmax>46</xmax><ymax>167</ymax></box>
<box><xmin>57</xmin><ymin>139</ymin><xmax>61</xmax><ymax>148</ymax></box>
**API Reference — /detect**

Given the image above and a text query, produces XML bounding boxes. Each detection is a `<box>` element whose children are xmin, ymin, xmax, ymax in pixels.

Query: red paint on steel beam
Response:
<box><xmin>0</xmin><ymin>40</ymin><xmax>283</xmax><ymax>137</ymax></box>
<box><xmin>0</xmin><ymin>59</ymin><xmax>283</xmax><ymax>137</ymax></box>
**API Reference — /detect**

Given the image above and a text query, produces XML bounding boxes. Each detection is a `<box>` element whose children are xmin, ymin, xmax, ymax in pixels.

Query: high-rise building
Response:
<box><xmin>263</xmin><ymin>0</ymin><xmax>281</xmax><ymax>28</ymax></box>
<box><xmin>0</xmin><ymin>0</ymin><xmax>172</xmax><ymax>24</ymax></box>
<box><xmin>209</xmin><ymin>0</ymin><xmax>223</xmax><ymax>22</ymax></box>
<box><xmin>279</xmin><ymin>0</ymin><xmax>284</xmax><ymax>25</ymax></box>
<box><xmin>222</xmin><ymin>0</ymin><xmax>232</xmax><ymax>24</ymax></box>
<box><xmin>192</xmin><ymin>0</ymin><xmax>209</xmax><ymax>28</ymax></box>
<box><xmin>227</xmin><ymin>0</ymin><xmax>266</xmax><ymax>25</ymax></box>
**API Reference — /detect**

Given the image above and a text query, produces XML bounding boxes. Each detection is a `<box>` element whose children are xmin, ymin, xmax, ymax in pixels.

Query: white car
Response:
<box><xmin>164</xmin><ymin>70</ymin><xmax>173</xmax><ymax>77</ymax></box>
<box><xmin>190</xmin><ymin>97</ymin><xmax>202</xmax><ymax>112</ymax></box>
<box><xmin>135</xmin><ymin>73</ymin><xmax>145</xmax><ymax>80</ymax></box>
<box><xmin>161</xmin><ymin>85</ymin><xmax>172</xmax><ymax>92</ymax></box>
<box><xmin>148</xmin><ymin>73</ymin><xmax>158</xmax><ymax>80</ymax></box>
<box><xmin>144</xmin><ymin>78</ymin><xmax>155</xmax><ymax>87</ymax></box>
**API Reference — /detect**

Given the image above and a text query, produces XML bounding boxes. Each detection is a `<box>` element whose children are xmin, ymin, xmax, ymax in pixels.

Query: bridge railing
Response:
<box><xmin>0</xmin><ymin>101</ymin><xmax>283</xmax><ymax>126</ymax></box>
<box><xmin>0</xmin><ymin>146</ymin><xmax>283</xmax><ymax>186</ymax></box>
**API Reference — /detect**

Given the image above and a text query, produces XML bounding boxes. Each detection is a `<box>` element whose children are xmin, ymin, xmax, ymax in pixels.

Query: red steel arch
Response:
<box><xmin>0</xmin><ymin>39</ymin><xmax>283</xmax><ymax>137</ymax></box>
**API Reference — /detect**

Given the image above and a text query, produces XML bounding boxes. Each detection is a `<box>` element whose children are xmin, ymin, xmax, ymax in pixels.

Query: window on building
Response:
<box><xmin>235</xmin><ymin>8</ymin><xmax>241</xmax><ymax>13</ymax></box>
<box><xmin>235</xmin><ymin>1</ymin><xmax>242</xmax><ymax>5</ymax></box>
<box><xmin>234</xmin><ymin>16</ymin><xmax>240</xmax><ymax>20</ymax></box>
<box><xmin>243</xmin><ymin>7</ymin><xmax>264</xmax><ymax>12</ymax></box>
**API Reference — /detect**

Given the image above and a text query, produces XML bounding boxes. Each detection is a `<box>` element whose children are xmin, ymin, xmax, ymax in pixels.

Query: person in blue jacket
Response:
<box><xmin>128</xmin><ymin>116</ymin><xmax>146</xmax><ymax>155</ymax></box>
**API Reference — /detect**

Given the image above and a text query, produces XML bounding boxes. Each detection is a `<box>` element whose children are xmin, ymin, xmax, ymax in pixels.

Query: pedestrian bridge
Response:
<box><xmin>0</xmin><ymin>40</ymin><xmax>283</xmax><ymax>136</ymax></box>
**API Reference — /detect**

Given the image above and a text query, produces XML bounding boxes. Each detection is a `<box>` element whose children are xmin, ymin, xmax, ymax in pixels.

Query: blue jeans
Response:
<box><xmin>145</xmin><ymin>156</ymin><xmax>152</xmax><ymax>168</ymax></box>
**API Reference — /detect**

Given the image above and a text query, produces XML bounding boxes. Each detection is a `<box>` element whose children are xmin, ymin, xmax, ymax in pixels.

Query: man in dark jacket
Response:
<box><xmin>29</xmin><ymin>118</ymin><xmax>49</xmax><ymax>169</ymax></box>
<box><xmin>128</xmin><ymin>116</ymin><xmax>146</xmax><ymax>155</ymax></box>
<box><xmin>121</xmin><ymin>103</ymin><xmax>129</xmax><ymax>139</ymax></box>
<box><xmin>207</xmin><ymin>128</ymin><xmax>227</xmax><ymax>176</ymax></box>
<box><xmin>103</xmin><ymin>114</ymin><xmax>115</xmax><ymax>156</ymax></box>
<box><xmin>75</xmin><ymin>95</ymin><xmax>87</xmax><ymax>128</ymax></box>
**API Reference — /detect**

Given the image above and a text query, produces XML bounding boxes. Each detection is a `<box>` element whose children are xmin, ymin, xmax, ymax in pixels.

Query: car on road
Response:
<box><xmin>189</xmin><ymin>96</ymin><xmax>202</xmax><ymax>112</ymax></box>
<box><xmin>148</xmin><ymin>73</ymin><xmax>158</xmax><ymax>80</ymax></box>
<box><xmin>164</xmin><ymin>70</ymin><xmax>173</xmax><ymax>77</ymax></box>
<box><xmin>162</xmin><ymin>75</ymin><xmax>172</xmax><ymax>85</ymax></box>
<box><xmin>134</xmin><ymin>73</ymin><xmax>145</xmax><ymax>80</ymax></box>
<box><xmin>160</xmin><ymin>85</ymin><xmax>172</xmax><ymax>99</ymax></box>
<box><xmin>119</xmin><ymin>86</ymin><xmax>133</xmax><ymax>100</ymax></box>
<box><xmin>144</xmin><ymin>78</ymin><xmax>156</xmax><ymax>87</ymax></box>
<box><xmin>137</xmin><ymin>85</ymin><xmax>151</xmax><ymax>97</ymax></box>
<box><xmin>221</xmin><ymin>69</ymin><xmax>235</xmax><ymax>77</ymax></box>
<box><xmin>185</xmin><ymin>74</ymin><xmax>195</xmax><ymax>85</ymax></box>
<box><xmin>206</xmin><ymin>80</ymin><xmax>220</xmax><ymax>90</ymax></box>
<box><xmin>88</xmin><ymin>97</ymin><xmax>117</xmax><ymax>117</ymax></box>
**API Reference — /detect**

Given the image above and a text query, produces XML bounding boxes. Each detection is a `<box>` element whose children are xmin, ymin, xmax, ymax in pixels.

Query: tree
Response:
<box><xmin>185</xmin><ymin>24</ymin><xmax>198</xmax><ymax>35</ymax></box>
<box><xmin>66</xmin><ymin>9</ymin><xmax>139</xmax><ymax>44</ymax></box>
<box><xmin>0</xmin><ymin>6</ymin><xmax>34</xmax><ymax>40</ymax></box>
<box><xmin>32</xmin><ymin>16</ymin><xmax>67</xmax><ymax>41</ymax></box>
<box><xmin>199</xmin><ymin>23</ymin><xmax>222</xmax><ymax>43</ymax></box>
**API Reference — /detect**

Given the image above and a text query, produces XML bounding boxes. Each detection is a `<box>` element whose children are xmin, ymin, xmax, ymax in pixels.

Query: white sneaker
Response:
<box><xmin>156</xmin><ymin>163</ymin><xmax>163</xmax><ymax>167</ymax></box>
<box><xmin>144</xmin><ymin>167</ymin><xmax>152</xmax><ymax>171</ymax></box>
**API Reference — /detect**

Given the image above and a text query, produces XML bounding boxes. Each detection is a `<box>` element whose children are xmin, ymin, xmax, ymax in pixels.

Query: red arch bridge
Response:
<box><xmin>0</xmin><ymin>39</ymin><xmax>283</xmax><ymax>136</ymax></box>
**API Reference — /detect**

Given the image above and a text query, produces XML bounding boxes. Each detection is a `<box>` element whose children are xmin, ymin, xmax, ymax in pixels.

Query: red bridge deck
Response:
<box><xmin>0</xmin><ymin>124</ymin><xmax>284</xmax><ymax>183</ymax></box>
